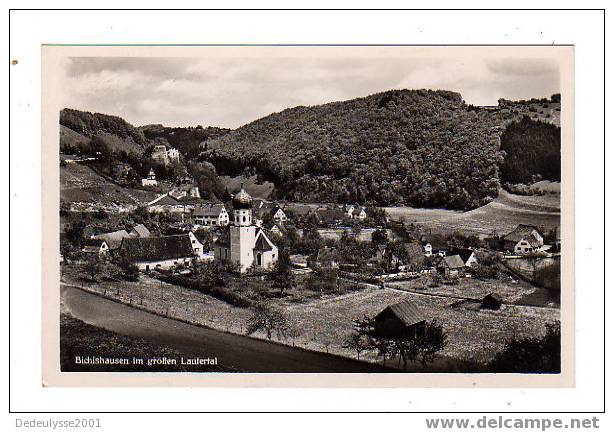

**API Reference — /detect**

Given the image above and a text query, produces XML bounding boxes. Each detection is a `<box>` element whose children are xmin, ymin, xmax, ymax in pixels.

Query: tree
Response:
<box><xmin>372</xmin><ymin>337</ymin><xmax>395</xmax><ymax>366</ymax></box>
<box><xmin>414</xmin><ymin>320</ymin><xmax>448</xmax><ymax>367</ymax></box>
<box><xmin>115</xmin><ymin>255</ymin><xmax>139</xmax><ymax>282</ymax></box>
<box><xmin>342</xmin><ymin>333</ymin><xmax>371</xmax><ymax>360</ymax></box>
<box><xmin>284</xmin><ymin>318</ymin><xmax>303</xmax><ymax>347</ymax></box>
<box><xmin>271</xmin><ymin>250</ymin><xmax>294</xmax><ymax>295</ymax></box>
<box><xmin>371</xmin><ymin>228</ymin><xmax>388</xmax><ymax>246</ymax></box>
<box><xmin>246</xmin><ymin>302</ymin><xmax>288</xmax><ymax>341</ymax></box>
<box><xmin>489</xmin><ymin>321</ymin><xmax>560</xmax><ymax>373</ymax></box>
<box><xmin>222</xmin><ymin>187</ymin><xmax>231</xmax><ymax>202</ymax></box>
<box><xmin>84</xmin><ymin>255</ymin><xmax>103</xmax><ymax>281</ymax></box>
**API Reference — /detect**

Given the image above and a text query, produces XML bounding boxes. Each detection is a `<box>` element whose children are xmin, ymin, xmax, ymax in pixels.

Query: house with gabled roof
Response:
<box><xmin>91</xmin><ymin>229</ymin><xmax>131</xmax><ymax>251</ymax></box>
<box><xmin>147</xmin><ymin>193</ymin><xmax>186</xmax><ymax>214</ymax></box>
<box><xmin>118</xmin><ymin>234</ymin><xmax>197</xmax><ymax>271</ymax></box>
<box><xmin>192</xmin><ymin>203</ymin><xmax>229</xmax><ymax>226</ymax></box>
<box><xmin>448</xmin><ymin>247</ymin><xmax>478</xmax><ymax>267</ymax></box>
<box><xmin>82</xmin><ymin>238</ymin><xmax>110</xmax><ymax>255</ymax></box>
<box><xmin>435</xmin><ymin>254</ymin><xmax>466</xmax><ymax>277</ymax></box>
<box><xmin>502</xmin><ymin>224</ymin><xmax>544</xmax><ymax>254</ymax></box>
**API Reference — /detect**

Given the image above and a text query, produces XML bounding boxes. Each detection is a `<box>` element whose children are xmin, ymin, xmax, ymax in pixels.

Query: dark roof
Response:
<box><xmin>484</xmin><ymin>292</ymin><xmax>503</xmax><ymax>302</ymax></box>
<box><xmin>441</xmin><ymin>254</ymin><xmax>465</xmax><ymax>269</ymax></box>
<box><xmin>149</xmin><ymin>194</ymin><xmax>181</xmax><ymax>207</ymax></box>
<box><xmin>130</xmin><ymin>224</ymin><xmax>151</xmax><ymax>238</ymax></box>
<box><xmin>378</xmin><ymin>300</ymin><xmax>426</xmax><ymax>327</ymax></box>
<box><xmin>402</xmin><ymin>242</ymin><xmax>425</xmax><ymax>258</ymax></box>
<box><xmin>193</xmin><ymin>203</ymin><xmax>226</xmax><ymax>217</ymax></box>
<box><xmin>316</xmin><ymin>208</ymin><xmax>347</xmax><ymax>222</ymax></box>
<box><xmin>83</xmin><ymin>238</ymin><xmax>106</xmax><ymax>247</ymax></box>
<box><xmin>285</xmin><ymin>204</ymin><xmax>315</xmax><ymax>217</ymax></box>
<box><xmin>92</xmin><ymin>229</ymin><xmax>131</xmax><ymax>249</ymax></box>
<box><xmin>119</xmin><ymin>235</ymin><xmax>195</xmax><ymax>262</ymax></box>
<box><xmin>254</xmin><ymin>234</ymin><xmax>273</xmax><ymax>251</ymax></box>
<box><xmin>517</xmin><ymin>236</ymin><xmax>542</xmax><ymax>248</ymax></box>
<box><xmin>502</xmin><ymin>224</ymin><xmax>542</xmax><ymax>242</ymax></box>
<box><xmin>448</xmin><ymin>247</ymin><xmax>474</xmax><ymax>264</ymax></box>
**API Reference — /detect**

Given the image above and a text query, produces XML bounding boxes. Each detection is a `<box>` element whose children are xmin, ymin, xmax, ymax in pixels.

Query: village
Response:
<box><xmin>60</xmin><ymin>143</ymin><xmax>561</xmax><ymax>372</ymax></box>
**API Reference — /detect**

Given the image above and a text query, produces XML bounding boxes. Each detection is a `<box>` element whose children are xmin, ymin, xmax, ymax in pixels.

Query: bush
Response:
<box><xmin>488</xmin><ymin>321</ymin><xmax>560</xmax><ymax>373</ymax></box>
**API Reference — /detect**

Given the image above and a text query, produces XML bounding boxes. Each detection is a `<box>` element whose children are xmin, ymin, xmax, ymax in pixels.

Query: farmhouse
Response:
<box><xmin>269</xmin><ymin>206</ymin><xmax>288</xmax><ymax>224</ymax></box>
<box><xmin>193</xmin><ymin>204</ymin><xmax>229</xmax><ymax>226</ymax></box>
<box><xmin>448</xmin><ymin>247</ymin><xmax>478</xmax><ymax>267</ymax></box>
<box><xmin>213</xmin><ymin>187</ymin><xmax>278</xmax><ymax>273</ymax></box>
<box><xmin>435</xmin><ymin>254</ymin><xmax>466</xmax><ymax>277</ymax></box>
<box><xmin>315</xmin><ymin>208</ymin><xmax>347</xmax><ymax>225</ymax></box>
<box><xmin>118</xmin><ymin>234</ymin><xmax>198</xmax><ymax>271</ymax></box>
<box><xmin>169</xmin><ymin>185</ymin><xmax>201</xmax><ymax>200</ymax></box>
<box><xmin>141</xmin><ymin>168</ymin><xmax>157</xmax><ymax>187</ymax></box>
<box><xmin>269</xmin><ymin>224</ymin><xmax>283</xmax><ymax>237</ymax></box>
<box><xmin>91</xmin><ymin>229</ymin><xmax>131</xmax><ymax>250</ymax></box>
<box><xmin>147</xmin><ymin>193</ymin><xmax>186</xmax><ymax>213</ymax></box>
<box><xmin>376</xmin><ymin>242</ymin><xmax>426</xmax><ymax>270</ymax></box>
<box><xmin>373</xmin><ymin>300</ymin><xmax>426</xmax><ymax>339</ymax></box>
<box><xmin>82</xmin><ymin>238</ymin><xmax>109</xmax><ymax>255</ymax></box>
<box><xmin>502</xmin><ymin>224</ymin><xmax>544</xmax><ymax>254</ymax></box>
<box><xmin>352</xmin><ymin>206</ymin><xmax>367</xmax><ymax>220</ymax></box>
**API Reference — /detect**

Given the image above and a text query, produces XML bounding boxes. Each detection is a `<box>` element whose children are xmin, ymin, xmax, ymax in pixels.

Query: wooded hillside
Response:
<box><xmin>203</xmin><ymin>89</ymin><xmax>504</xmax><ymax>209</ymax></box>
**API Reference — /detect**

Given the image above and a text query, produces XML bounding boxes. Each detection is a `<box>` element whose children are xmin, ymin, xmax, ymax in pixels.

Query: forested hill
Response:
<box><xmin>60</xmin><ymin>108</ymin><xmax>149</xmax><ymax>154</ymax></box>
<box><xmin>499</xmin><ymin>117</ymin><xmax>561</xmax><ymax>184</ymax></box>
<box><xmin>138</xmin><ymin>124</ymin><xmax>231</xmax><ymax>160</ymax></box>
<box><xmin>203</xmin><ymin>89</ymin><xmax>505</xmax><ymax>210</ymax></box>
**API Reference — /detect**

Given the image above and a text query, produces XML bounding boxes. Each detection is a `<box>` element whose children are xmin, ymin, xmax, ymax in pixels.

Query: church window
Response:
<box><xmin>243</xmin><ymin>216</ymin><xmax>246</xmax><ymax>223</ymax></box>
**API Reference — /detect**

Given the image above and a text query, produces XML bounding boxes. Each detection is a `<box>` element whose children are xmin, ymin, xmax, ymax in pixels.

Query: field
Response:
<box><xmin>384</xmin><ymin>189</ymin><xmax>560</xmax><ymax>237</ymax></box>
<box><xmin>386</xmin><ymin>276</ymin><xmax>542</xmax><ymax>304</ymax></box>
<box><xmin>62</xmin><ymin>268</ymin><xmax>559</xmax><ymax>367</ymax></box>
<box><xmin>60</xmin><ymin>162</ymin><xmax>158</xmax><ymax>205</ymax></box>
<box><xmin>284</xmin><ymin>288</ymin><xmax>559</xmax><ymax>364</ymax></box>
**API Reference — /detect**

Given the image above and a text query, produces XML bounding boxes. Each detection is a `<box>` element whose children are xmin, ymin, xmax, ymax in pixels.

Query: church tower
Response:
<box><xmin>229</xmin><ymin>185</ymin><xmax>258</xmax><ymax>272</ymax></box>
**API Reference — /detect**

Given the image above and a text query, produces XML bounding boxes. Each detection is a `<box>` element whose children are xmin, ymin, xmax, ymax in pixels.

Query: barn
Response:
<box><xmin>481</xmin><ymin>293</ymin><xmax>503</xmax><ymax>310</ymax></box>
<box><xmin>373</xmin><ymin>300</ymin><xmax>426</xmax><ymax>339</ymax></box>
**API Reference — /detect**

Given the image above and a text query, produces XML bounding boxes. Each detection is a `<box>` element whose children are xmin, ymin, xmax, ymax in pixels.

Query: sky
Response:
<box><xmin>60</xmin><ymin>54</ymin><xmax>560</xmax><ymax>129</ymax></box>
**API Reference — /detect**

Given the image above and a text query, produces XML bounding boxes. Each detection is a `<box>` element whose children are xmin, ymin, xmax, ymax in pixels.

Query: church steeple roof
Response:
<box><xmin>232</xmin><ymin>184</ymin><xmax>253</xmax><ymax>209</ymax></box>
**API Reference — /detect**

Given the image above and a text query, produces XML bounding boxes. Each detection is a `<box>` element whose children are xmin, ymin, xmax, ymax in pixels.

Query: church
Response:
<box><xmin>213</xmin><ymin>187</ymin><xmax>279</xmax><ymax>273</ymax></box>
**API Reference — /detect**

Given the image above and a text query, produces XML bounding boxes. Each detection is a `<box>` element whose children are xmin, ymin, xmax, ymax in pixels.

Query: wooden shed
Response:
<box><xmin>481</xmin><ymin>293</ymin><xmax>503</xmax><ymax>310</ymax></box>
<box><xmin>373</xmin><ymin>299</ymin><xmax>426</xmax><ymax>339</ymax></box>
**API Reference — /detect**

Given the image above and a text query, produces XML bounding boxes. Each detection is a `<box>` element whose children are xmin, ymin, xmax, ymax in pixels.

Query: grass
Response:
<box><xmin>62</xmin><ymin>267</ymin><xmax>559</xmax><ymax>366</ymax></box>
<box><xmin>386</xmin><ymin>275</ymin><xmax>540</xmax><ymax>304</ymax></box>
<box><xmin>385</xmin><ymin>190</ymin><xmax>560</xmax><ymax>237</ymax></box>
<box><xmin>60</xmin><ymin>163</ymin><xmax>158</xmax><ymax>205</ymax></box>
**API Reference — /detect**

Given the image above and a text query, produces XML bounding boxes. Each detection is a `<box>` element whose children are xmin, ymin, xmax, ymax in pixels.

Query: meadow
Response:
<box><xmin>384</xmin><ymin>189</ymin><xmax>560</xmax><ymax>237</ymax></box>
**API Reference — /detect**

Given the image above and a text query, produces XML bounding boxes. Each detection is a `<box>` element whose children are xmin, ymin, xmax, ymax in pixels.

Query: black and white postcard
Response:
<box><xmin>41</xmin><ymin>45</ymin><xmax>574</xmax><ymax>387</ymax></box>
